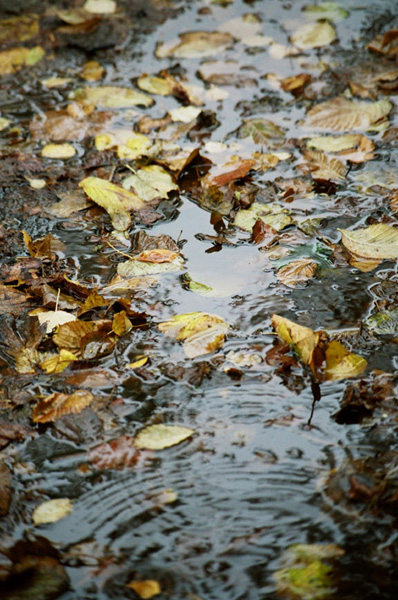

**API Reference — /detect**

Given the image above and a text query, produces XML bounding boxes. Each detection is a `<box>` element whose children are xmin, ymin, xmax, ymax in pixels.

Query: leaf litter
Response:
<box><xmin>2</xmin><ymin>1</ymin><xmax>398</xmax><ymax>598</ymax></box>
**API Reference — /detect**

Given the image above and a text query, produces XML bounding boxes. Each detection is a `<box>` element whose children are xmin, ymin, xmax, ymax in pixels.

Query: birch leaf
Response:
<box><xmin>134</xmin><ymin>424</ymin><xmax>194</xmax><ymax>450</ymax></box>
<box><xmin>338</xmin><ymin>224</ymin><xmax>398</xmax><ymax>259</ymax></box>
<box><xmin>33</xmin><ymin>390</ymin><xmax>94</xmax><ymax>423</ymax></box>
<box><xmin>325</xmin><ymin>341</ymin><xmax>367</xmax><ymax>381</ymax></box>
<box><xmin>33</xmin><ymin>498</ymin><xmax>73</xmax><ymax>525</ymax></box>
<box><xmin>304</xmin><ymin>97</ymin><xmax>392</xmax><ymax>132</ymax></box>
<box><xmin>291</xmin><ymin>22</ymin><xmax>336</xmax><ymax>49</ymax></box>
<box><xmin>277</xmin><ymin>259</ymin><xmax>317</xmax><ymax>287</ymax></box>
<box><xmin>79</xmin><ymin>176</ymin><xmax>145</xmax><ymax>231</ymax></box>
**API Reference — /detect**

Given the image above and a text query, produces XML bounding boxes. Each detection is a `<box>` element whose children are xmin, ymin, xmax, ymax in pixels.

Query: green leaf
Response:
<box><xmin>134</xmin><ymin>424</ymin><xmax>194</xmax><ymax>450</ymax></box>
<box><xmin>338</xmin><ymin>224</ymin><xmax>398</xmax><ymax>259</ymax></box>
<box><xmin>365</xmin><ymin>308</ymin><xmax>398</xmax><ymax>335</ymax></box>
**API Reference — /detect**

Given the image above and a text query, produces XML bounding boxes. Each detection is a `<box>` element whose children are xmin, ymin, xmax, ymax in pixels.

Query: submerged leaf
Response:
<box><xmin>33</xmin><ymin>390</ymin><xmax>94</xmax><ymax>423</ymax></box>
<box><xmin>33</xmin><ymin>498</ymin><xmax>73</xmax><ymax>525</ymax></box>
<box><xmin>365</xmin><ymin>308</ymin><xmax>398</xmax><ymax>335</ymax></box>
<box><xmin>79</xmin><ymin>176</ymin><xmax>145</xmax><ymax>231</ymax></box>
<box><xmin>123</xmin><ymin>165</ymin><xmax>178</xmax><ymax>202</ymax></box>
<box><xmin>0</xmin><ymin>45</ymin><xmax>44</xmax><ymax>76</ymax></box>
<box><xmin>302</xmin><ymin>149</ymin><xmax>346</xmax><ymax>181</ymax></box>
<box><xmin>134</xmin><ymin>424</ymin><xmax>194</xmax><ymax>450</ymax></box>
<box><xmin>233</xmin><ymin>202</ymin><xmax>292</xmax><ymax>232</ymax></box>
<box><xmin>325</xmin><ymin>341</ymin><xmax>367</xmax><ymax>381</ymax></box>
<box><xmin>159</xmin><ymin>312</ymin><xmax>229</xmax><ymax>357</ymax></box>
<box><xmin>291</xmin><ymin>22</ymin><xmax>336</xmax><ymax>49</ymax></box>
<box><xmin>277</xmin><ymin>259</ymin><xmax>317</xmax><ymax>287</ymax></box>
<box><xmin>339</xmin><ymin>224</ymin><xmax>398</xmax><ymax>259</ymax></box>
<box><xmin>304</xmin><ymin>97</ymin><xmax>392</xmax><ymax>132</ymax></box>
<box><xmin>237</xmin><ymin>118</ymin><xmax>285</xmax><ymax>146</ymax></box>
<box><xmin>117</xmin><ymin>254</ymin><xmax>183</xmax><ymax>278</ymax></box>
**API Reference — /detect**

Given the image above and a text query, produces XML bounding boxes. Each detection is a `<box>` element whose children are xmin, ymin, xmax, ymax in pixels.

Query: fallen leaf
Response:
<box><xmin>134</xmin><ymin>424</ymin><xmax>194</xmax><ymax>450</ymax></box>
<box><xmin>41</xmin><ymin>143</ymin><xmax>76</xmax><ymax>159</ymax></box>
<box><xmin>112</xmin><ymin>311</ymin><xmax>132</xmax><ymax>336</ymax></box>
<box><xmin>271</xmin><ymin>314</ymin><xmax>321</xmax><ymax>368</ymax></box>
<box><xmin>48</xmin><ymin>190</ymin><xmax>91</xmax><ymax>217</ymax></box>
<box><xmin>0</xmin><ymin>462</ymin><xmax>11</xmax><ymax>516</ymax></box>
<box><xmin>123</xmin><ymin>165</ymin><xmax>178</xmax><ymax>202</ymax></box>
<box><xmin>40</xmin><ymin>349</ymin><xmax>78</xmax><ymax>374</ymax></box>
<box><xmin>338</xmin><ymin>135</ymin><xmax>375</xmax><ymax>163</ymax></box>
<box><xmin>325</xmin><ymin>341</ymin><xmax>367</xmax><ymax>380</ymax></box>
<box><xmin>30</xmin><ymin>107</ymin><xmax>111</xmax><ymax>142</ymax></box>
<box><xmin>156</xmin><ymin>31</ymin><xmax>233</xmax><ymax>59</ymax></box>
<box><xmin>23</xmin><ymin>231</ymin><xmax>65</xmax><ymax>259</ymax></box>
<box><xmin>53</xmin><ymin>320</ymin><xmax>98</xmax><ymax>355</ymax></box>
<box><xmin>0</xmin><ymin>45</ymin><xmax>44</xmax><ymax>76</ymax></box>
<box><xmin>33</xmin><ymin>390</ymin><xmax>94</xmax><ymax>423</ymax></box>
<box><xmin>90</xmin><ymin>435</ymin><xmax>141</xmax><ymax>469</ymax></box>
<box><xmin>237</xmin><ymin>118</ymin><xmax>285</xmax><ymax>146</ymax></box>
<box><xmin>74</xmin><ymin>85</ymin><xmax>153</xmax><ymax>108</ymax></box>
<box><xmin>291</xmin><ymin>22</ymin><xmax>336</xmax><ymax>49</ymax></box>
<box><xmin>277</xmin><ymin>259</ymin><xmax>317</xmax><ymax>287</ymax></box>
<box><xmin>158</xmin><ymin>311</ymin><xmax>229</xmax><ymax>357</ymax></box>
<box><xmin>0</xmin><ymin>14</ymin><xmax>39</xmax><ymax>45</ymax></box>
<box><xmin>301</xmin><ymin>149</ymin><xmax>346</xmax><ymax>181</ymax></box>
<box><xmin>169</xmin><ymin>105</ymin><xmax>202</xmax><ymax>123</ymax></box>
<box><xmin>339</xmin><ymin>224</ymin><xmax>398</xmax><ymax>259</ymax></box>
<box><xmin>304</xmin><ymin>97</ymin><xmax>392</xmax><ymax>132</ymax></box>
<box><xmin>281</xmin><ymin>73</ymin><xmax>311</xmax><ymax>96</ymax></box>
<box><xmin>203</xmin><ymin>159</ymin><xmax>256</xmax><ymax>187</ymax></box>
<box><xmin>84</xmin><ymin>0</ymin><xmax>116</xmax><ymax>14</ymax></box>
<box><xmin>306</xmin><ymin>133</ymin><xmax>362</xmax><ymax>152</ymax></box>
<box><xmin>33</xmin><ymin>498</ymin><xmax>73</xmax><ymax>525</ymax></box>
<box><xmin>233</xmin><ymin>202</ymin><xmax>292</xmax><ymax>232</ymax></box>
<box><xmin>77</xmin><ymin>291</ymin><xmax>108</xmax><ymax>316</ymax></box>
<box><xmin>36</xmin><ymin>310</ymin><xmax>77</xmax><ymax>333</ymax></box>
<box><xmin>128</xmin><ymin>355</ymin><xmax>149</xmax><ymax>369</ymax></box>
<box><xmin>79</xmin><ymin>176</ymin><xmax>145</xmax><ymax>231</ymax></box>
<box><xmin>365</xmin><ymin>308</ymin><xmax>398</xmax><ymax>335</ymax></box>
<box><xmin>80</xmin><ymin>60</ymin><xmax>104</xmax><ymax>81</ymax></box>
<box><xmin>42</xmin><ymin>77</ymin><xmax>72</xmax><ymax>88</ymax></box>
<box><xmin>137</xmin><ymin>74</ymin><xmax>174</xmax><ymax>95</ymax></box>
<box><xmin>126</xmin><ymin>580</ymin><xmax>161</xmax><ymax>599</ymax></box>
<box><xmin>303</xmin><ymin>2</ymin><xmax>348</xmax><ymax>22</ymax></box>
<box><xmin>117</xmin><ymin>254</ymin><xmax>183</xmax><ymax>278</ymax></box>
<box><xmin>0</xmin><ymin>284</ymin><xmax>29</xmax><ymax>314</ymax></box>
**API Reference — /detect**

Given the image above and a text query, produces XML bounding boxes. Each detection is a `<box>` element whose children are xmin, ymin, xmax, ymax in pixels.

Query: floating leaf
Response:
<box><xmin>90</xmin><ymin>435</ymin><xmax>141</xmax><ymax>469</ymax></box>
<box><xmin>117</xmin><ymin>133</ymin><xmax>152</xmax><ymax>160</ymax></box>
<box><xmin>0</xmin><ymin>45</ymin><xmax>44</xmax><ymax>76</ymax></box>
<box><xmin>79</xmin><ymin>176</ymin><xmax>145</xmax><ymax>231</ymax></box>
<box><xmin>33</xmin><ymin>498</ymin><xmax>73</xmax><ymax>525</ymax></box>
<box><xmin>339</xmin><ymin>224</ymin><xmax>398</xmax><ymax>259</ymax></box>
<box><xmin>75</xmin><ymin>85</ymin><xmax>153</xmax><ymax>108</ymax></box>
<box><xmin>237</xmin><ymin>118</ymin><xmax>285</xmax><ymax>146</ymax></box>
<box><xmin>365</xmin><ymin>308</ymin><xmax>398</xmax><ymax>335</ymax></box>
<box><xmin>134</xmin><ymin>424</ymin><xmax>194</xmax><ymax>450</ymax></box>
<box><xmin>304</xmin><ymin>97</ymin><xmax>392</xmax><ymax>132</ymax></box>
<box><xmin>156</xmin><ymin>31</ymin><xmax>233</xmax><ymax>59</ymax></box>
<box><xmin>291</xmin><ymin>22</ymin><xmax>336</xmax><ymax>49</ymax></box>
<box><xmin>37</xmin><ymin>310</ymin><xmax>77</xmax><ymax>334</ymax></box>
<box><xmin>123</xmin><ymin>165</ymin><xmax>178</xmax><ymax>202</ymax></box>
<box><xmin>41</xmin><ymin>143</ymin><xmax>76</xmax><ymax>159</ymax></box>
<box><xmin>169</xmin><ymin>106</ymin><xmax>201</xmax><ymax>123</ymax></box>
<box><xmin>84</xmin><ymin>0</ymin><xmax>116</xmax><ymax>13</ymax></box>
<box><xmin>306</xmin><ymin>134</ymin><xmax>362</xmax><ymax>152</ymax></box>
<box><xmin>80</xmin><ymin>60</ymin><xmax>104</xmax><ymax>81</ymax></box>
<box><xmin>117</xmin><ymin>254</ymin><xmax>183</xmax><ymax>278</ymax></box>
<box><xmin>126</xmin><ymin>580</ymin><xmax>161</xmax><ymax>599</ymax></box>
<box><xmin>184</xmin><ymin>324</ymin><xmax>230</xmax><ymax>358</ymax></box>
<box><xmin>128</xmin><ymin>355</ymin><xmax>149</xmax><ymax>369</ymax></box>
<box><xmin>203</xmin><ymin>159</ymin><xmax>256</xmax><ymax>187</ymax></box>
<box><xmin>303</xmin><ymin>2</ymin><xmax>348</xmax><ymax>22</ymax></box>
<box><xmin>233</xmin><ymin>202</ymin><xmax>292</xmax><ymax>232</ymax></box>
<box><xmin>325</xmin><ymin>341</ymin><xmax>367</xmax><ymax>381</ymax></box>
<box><xmin>33</xmin><ymin>390</ymin><xmax>94</xmax><ymax>423</ymax></box>
<box><xmin>302</xmin><ymin>149</ymin><xmax>346</xmax><ymax>181</ymax></box>
<box><xmin>277</xmin><ymin>259</ymin><xmax>317</xmax><ymax>287</ymax></box>
<box><xmin>271</xmin><ymin>314</ymin><xmax>321</xmax><ymax>368</ymax></box>
<box><xmin>137</xmin><ymin>74</ymin><xmax>174</xmax><ymax>96</ymax></box>
<box><xmin>112</xmin><ymin>311</ymin><xmax>132</xmax><ymax>336</ymax></box>
<box><xmin>40</xmin><ymin>349</ymin><xmax>78</xmax><ymax>374</ymax></box>
<box><xmin>53</xmin><ymin>320</ymin><xmax>98</xmax><ymax>355</ymax></box>
<box><xmin>159</xmin><ymin>311</ymin><xmax>229</xmax><ymax>357</ymax></box>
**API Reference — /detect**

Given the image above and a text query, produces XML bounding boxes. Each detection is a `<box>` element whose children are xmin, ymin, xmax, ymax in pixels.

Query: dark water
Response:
<box><xmin>2</xmin><ymin>0</ymin><xmax>398</xmax><ymax>598</ymax></box>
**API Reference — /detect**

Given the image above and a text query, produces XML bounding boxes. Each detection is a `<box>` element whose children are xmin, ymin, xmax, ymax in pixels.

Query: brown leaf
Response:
<box><xmin>301</xmin><ymin>150</ymin><xmax>346</xmax><ymax>181</ymax></box>
<box><xmin>33</xmin><ymin>390</ymin><xmax>94</xmax><ymax>423</ymax></box>
<box><xmin>53</xmin><ymin>321</ymin><xmax>98</xmax><ymax>356</ymax></box>
<box><xmin>0</xmin><ymin>421</ymin><xmax>31</xmax><ymax>449</ymax></box>
<box><xmin>281</xmin><ymin>73</ymin><xmax>311</xmax><ymax>96</ymax></box>
<box><xmin>135</xmin><ymin>249</ymin><xmax>179</xmax><ymax>263</ymax></box>
<box><xmin>0</xmin><ymin>284</ymin><xmax>29</xmax><ymax>314</ymax></box>
<box><xmin>202</xmin><ymin>159</ymin><xmax>256</xmax><ymax>187</ymax></box>
<box><xmin>112</xmin><ymin>311</ymin><xmax>132</xmax><ymax>336</ymax></box>
<box><xmin>22</xmin><ymin>231</ymin><xmax>65</xmax><ymax>259</ymax></box>
<box><xmin>338</xmin><ymin>135</ymin><xmax>375</xmax><ymax>163</ymax></box>
<box><xmin>277</xmin><ymin>258</ymin><xmax>317</xmax><ymax>287</ymax></box>
<box><xmin>89</xmin><ymin>435</ymin><xmax>142</xmax><ymax>469</ymax></box>
<box><xmin>251</xmin><ymin>220</ymin><xmax>279</xmax><ymax>246</ymax></box>
<box><xmin>29</xmin><ymin>108</ymin><xmax>111</xmax><ymax>142</ymax></box>
<box><xmin>0</xmin><ymin>462</ymin><xmax>11</xmax><ymax>516</ymax></box>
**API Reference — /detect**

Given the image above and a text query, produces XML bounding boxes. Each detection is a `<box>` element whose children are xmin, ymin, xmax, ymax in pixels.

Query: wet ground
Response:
<box><xmin>2</xmin><ymin>0</ymin><xmax>398</xmax><ymax>598</ymax></box>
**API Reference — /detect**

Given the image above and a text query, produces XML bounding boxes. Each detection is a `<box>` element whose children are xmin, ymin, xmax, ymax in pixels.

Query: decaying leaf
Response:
<box><xmin>90</xmin><ymin>435</ymin><xmax>141</xmax><ymax>469</ymax></box>
<box><xmin>301</xmin><ymin>149</ymin><xmax>346</xmax><ymax>181</ymax></box>
<box><xmin>0</xmin><ymin>14</ymin><xmax>39</xmax><ymax>45</ymax></box>
<box><xmin>237</xmin><ymin>118</ymin><xmax>285</xmax><ymax>146</ymax></box>
<box><xmin>366</xmin><ymin>308</ymin><xmax>398</xmax><ymax>336</ymax></box>
<box><xmin>53</xmin><ymin>320</ymin><xmax>98</xmax><ymax>355</ymax></box>
<box><xmin>277</xmin><ymin>259</ymin><xmax>317</xmax><ymax>287</ymax></box>
<box><xmin>33</xmin><ymin>498</ymin><xmax>73</xmax><ymax>525</ymax></box>
<box><xmin>156</xmin><ymin>31</ymin><xmax>233</xmax><ymax>59</ymax></box>
<box><xmin>291</xmin><ymin>21</ymin><xmax>336</xmax><ymax>50</ymax></box>
<box><xmin>339</xmin><ymin>224</ymin><xmax>398</xmax><ymax>259</ymax></box>
<box><xmin>79</xmin><ymin>176</ymin><xmax>145</xmax><ymax>231</ymax></box>
<box><xmin>202</xmin><ymin>159</ymin><xmax>256</xmax><ymax>187</ymax></box>
<box><xmin>325</xmin><ymin>341</ymin><xmax>367</xmax><ymax>381</ymax></box>
<box><xmin>126</xmin><ymin>579</ymin><xmax>161</xmax><ymax>599</ymax></box>
<box><xmin>134</xmin><ymin>424</ymin><xmax>194</xmax><ymax>450</ymax></box>
<box><xmin>158</xmin><ymin>311</ymin><xmax>229</xmax><ymax>358</ymax></box>
<box><xmin>0</xmin><ymin>45</ymin><xmax>44</xmax><ymax>76</ymax></box>
<box><xmin>40</xmin><ymin>349</ymin><xmax>78</xmax><ymax>374</ymax></box>
<box><xmin>74</xmin><ymin>85</ymin><xmax>153</xmax><ymax>108</ymax></box>
<box><xmin>304</xmin><ymin>97</ymin><xmax>392</xmax><ymax>132</ymax></box>
<box><xmin>80</xmin><ymin>60</ymin><xmax>104</xmax><ymax>81</ymax></box>
<box><xmin>233</xmin><ymin>202</ymin><xmax>292</xmax><ymax>232</ymax></box>
<box><xmin>33</xmin><ymin>390</ymin><xmax>94</xmax><ymax>423</ymax></box>
<box><xmin>36</xmin><ymin>310</ymin><xmax>77</xmax><ymax>334</ymax></box>
<box><xmin>117</xmin><ymin>253</ymin><xmax>183</xmax><ymax>278</ymax></box>
<box><xmin>123</xmin><ymin>165</ymin><xmax>178</xmax><ymax>202</ymax></box>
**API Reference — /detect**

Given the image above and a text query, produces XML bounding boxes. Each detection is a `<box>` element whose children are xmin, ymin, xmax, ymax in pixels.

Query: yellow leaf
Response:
<box><xmin>53</xmin><ymin>320</ymin><xmax>98</xmax><ymax>355</ymax></box>
<box><xmin>40</xmin><ymin>349</ymin><xmax>78</xmax><ymax>374</ymax></box>
<box><xmin>79</xmin><ymin>176</ymin><xmax>145</xmax><ymax>231</ymax></box>
<box><xmin>339</xmin><ymin>224</ymin><xmax>398</xmax><ymax>259</ymax></box>
<box><xmin>304</xmin><ymin>97</ymin><xmax>392</xmax><ymax>132</ymax></box>
<box><xmin>156</xmin><ymin>31</ymin><xmax>233</xmax><ymax>59</ymax></box>
<box><xmin>33</xmin><ymin>498</ymin><xmax>73</xmax><ymax>526</ymax></box>
<box><xmin>112</xmin><ymin>311</ymin><xmax>132</xmax><ymax>336</ymax></box>
<box><xmin>169</xmin><ymin>106</ymin><xmax>201</xmax><ymax>123</ymax></box>
<box><xmin>291</xmin><ymin>22</ymin><xmax>336</xmax><ymax>49</ymax></box>
<box><xmin>80</xmin><ymin>60</ymin><xmax>104</xmax><ymax>81</ymax></box>
<box><xmin>126</xmin><ymin>580</ymin><xmax>161</xmax><ymax>599</ymax></box>
<box><xmin>33</xmin><ymin>390</ymin><xmax>94</xmax><ymax>423</ymax></box>
<box><xmin>128</xmin><ymin>355</ymin><xmax>148</xmax><ymax>369</ymax></box>
<box><xmin>75</xmin><ymin>85</ymin><xmax>153</xmax><ymax>108</ymax></box>
<box><xmin>41</xmin><ymin>77</ymin><xmax>72</xmax><ymax>88</ymax></box>
<box><xmin>117</xmin><ymin>255</ymin><xmax>184</xmax><ymax>278</ymax></box>
<box><xmin>77</xmin><ymin>291</ymin><xmax>108</xmax><ymax>316</ymax></box>
<box><xmin>116</xmin><ymin>133</ymin><xmax>151</xmax><ymax>159</ymax></box>
<box><xmin>123</xmin><ymin>165</ymin><xmax>178</xmax><ymax>202</ymax></box>
<box><xmin>41</xmin><ymin>143</ymin><xmax>76</xmax><ymax>159</ymax></box>
<box><xmin>84</xmin><ymin>0</ymin><xmax>116</xmax><ymax>14</ymax></box>
<box><xmin>134</xmin><ymin>424</ymin><xmax>194</xmax><ymax>450</ymax></box>
<box><xmin>277</xmin><ymin>259</ymin><xmax>317</xmax><ymax>287</ymax></box>
<box><xmin>137</xmin><ymin>74</ymin><xmax>173</xmax><ymax>96</ymax></box>
<box><xmin>37</xmin><ymin>310</ymin><xmax>77</xmax><ymax>333</ymax></box>
<box><xmin>271</xmin><ymin>314</ymin><xmax>321</xmax><ymax>368</ymax></box>
<box><xmin>158</xmin><ymin>312</ymin><xmax>229</xmax><ymax>358</ymax></box>
<box><xmin>233</xmin><ymin>202</ymin><xmax>292</xmax><ymax>232</ymax></box>
<box><xmin>325</xmin><ymin>340</ymin><xmax>367</xmax><ymax>381</ymax></box>
<box><xmin>0</xmin><ymin>46</ymin><xmax>44</xmax><ymax>76</ymax></box>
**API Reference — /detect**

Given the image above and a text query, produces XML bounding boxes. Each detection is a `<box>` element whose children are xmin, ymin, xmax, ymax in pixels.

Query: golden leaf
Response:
<box><xmin>134</xmin><ymin>424</ymin><xmax>194</xmax><ymax>450</ymax></box>
<box><xmin>33</xmin><ymin>498</ymin><xmax>73</xmax><ymax>525</ymax></box>
<box><xmin>53</xmin><ymin>321</ymin><xmax>98</xmax><ymax>355</ymax></box>
<box><xmin>40</xmin><ymin>349</ymin><xmax>78</xmax><ymax>374</ymax></box>
<box><xmin>112</xmin><ymin>311</ymin><xmax>132</xmax><ymax>336</ymax></box>
<box><xmin>277</xmin><ymin>259</ymin><xmax>317</xmax><ymax>287</ymax></box>
<box><xmin>325</xmin><ymin>341</ymin><xmax>367</xmax><ymax>381</ymax></box>
<box><xmin>271</xmin><ymin>314</ymin><xmax>321</xmax><ymax>368</ymax></box>
<box><xmin>33</xmin><ymin>390</ymin><xmax>94</xmax><ymax>423</ymax></box>
<box><xmin>156</xmin><ymin>31</ymin><xmax>233</xmax><ymax>59</ymax></box>
<box><xmin>291</xmin><ymin>22</ymin><xmax>336</xmax><ymax>49</ymax></box>
<box><xmin>339</xmin><ymin>224</ymin><xmax>398</xmax><ymax>259</ymax></box>
<box><xmin>79</xmin><ymin>176</ymin><xmax>144</xmax><ymax>231</ymax></box>
<box><xmin>158</xmin><ymin>312</ymin><xmax>229</xmax><ymax>358</ymax></box>
<box><xmin>80</xmin><ymin>60</ymin><xmax>104</xmax><ymax>81</ymax></box>
<box><xmin>75</xmin><ymin>85</ymin><xmax>153</xmax><ymax>108</ymax></box>
<box><xmin>77</xmin><ymin>291</ymin><xmax>108</xmax><ymax>316</ymax></box>
<box><xmin>126</xmin><ymin>580</ymin><xmax>161</xmax><ymax>599</ymax></box>
<box><xmin>41</xmin><ymin>143</ymin><xmax>76</xmax><ymax>159</ymax></box>
<box><xmin>128</xmin><ymin>355</ymin><xmax>148</xmax><ymax>369</ymax></box>
<box><xmin>0</xmin><ymin>46</ymin><xmax>44</xmax><ymax>76</ymax></box>
<box><xmin>304</xmin><ymin>97</ymin><xmax>392</xmax><ymax>132</ymax></box>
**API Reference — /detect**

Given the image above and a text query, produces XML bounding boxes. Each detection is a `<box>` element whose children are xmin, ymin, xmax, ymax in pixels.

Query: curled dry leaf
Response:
<box><xmin>339</xmin><ymin>224</ymin><xmax>398</xmax><ymax>259</ymax></box>
<box><xmin>325</xmin><ymin>341</ymin><xmax>367</xmax><ymax>381</ymax></box>
<box><xmin>33</xmin><ymin>498</ymin><xmax>73</xmax><ymax>525</ymax></box>
<box><xmin>291</xmin><ymin>21</ymin><xmax>336</xmax><ymax>49</ymax></box>
<box><xmin>33</xmin><ymin>390</ymin><xmax>94</xmax><ymax>423</ymax></box>
<box><xmin>126</xmin><ymin>580</ymin><xmax>161</xmax><ymax>599</ymax></box>
<box><xmin>281</xmin><ymin>73</ymin><xmax>311</xmax><ymax>96</ymax></box>
<box><xmin>156</xmin><ymin>31</ymin><xmax>234</xmax><ymax>59</ymax></box>
<box><xmin>304</xmin><ymin>97</ymin><xmax>392</xmax><ymax>132</ymax></box>
<box><xmin>277</xmin><ymin>258</ymin><xmax>317</xmax><ymax>287</ymax></box>
<box><xmin>79</xmin><ymin>176</ymin><xmax>145</xmax><ymax>231</ymax></box>
<box><xmin>134</xmin><ymin>424</ymin><xmax>194</xmax><ymax>450</ymax></box>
